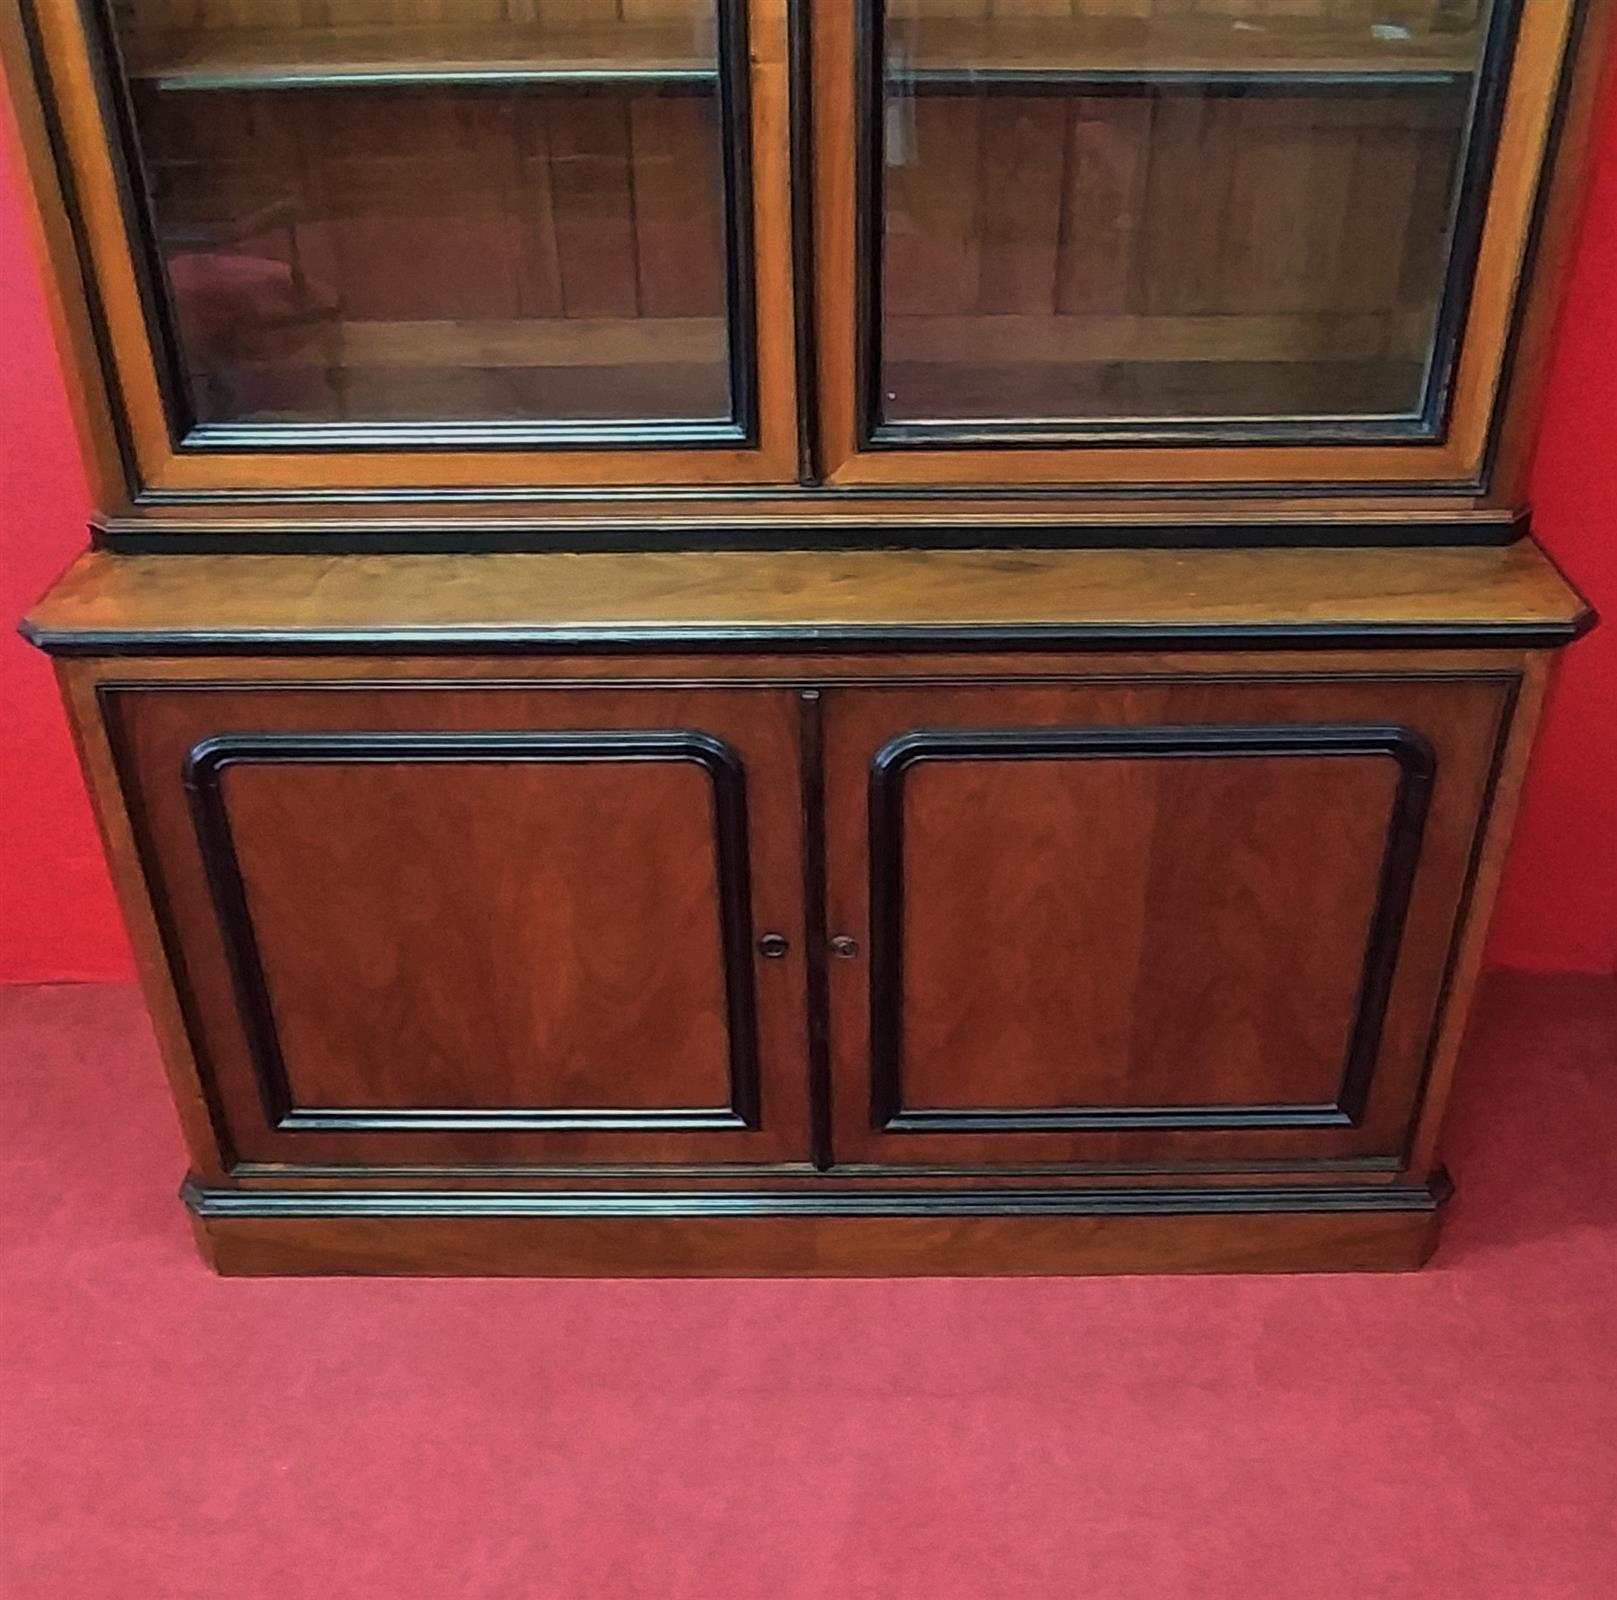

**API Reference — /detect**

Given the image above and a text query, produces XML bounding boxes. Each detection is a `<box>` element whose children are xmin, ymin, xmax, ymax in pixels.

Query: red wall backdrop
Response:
<box><xmin>3</xmin><ymin>77</ymin><xmax>1615</xmax><ymax>983</ymax></box>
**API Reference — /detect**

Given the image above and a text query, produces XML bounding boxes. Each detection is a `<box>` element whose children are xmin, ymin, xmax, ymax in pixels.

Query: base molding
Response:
<box><xmin>183</xmin><ymin>1178</ymin><xmax>1451</xmax><ymax>1276</ymax></box>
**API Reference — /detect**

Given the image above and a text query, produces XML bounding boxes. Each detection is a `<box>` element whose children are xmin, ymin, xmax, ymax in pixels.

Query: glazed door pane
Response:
<box><xmin>875</xmin><ymin>0</ymin><xmax>1504</xmax><ymax>441</ymax></box>
<box><xmin>107</xmin><ymin>1</ymin><xmax>749</xmax><ymax>438</ymax></box>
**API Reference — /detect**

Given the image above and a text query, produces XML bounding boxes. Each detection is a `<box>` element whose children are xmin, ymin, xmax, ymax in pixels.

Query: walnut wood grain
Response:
<box><xmin>103</xmin><ymin>681</ymin><xmax>813</xmax><ymax>1168</ymax></box>
<box><xmin>822</xmin><ymin>674</ymin><xmax>1509</xmax><ymax>1170</ymax></box>
<box><xmin>23</xmin><ymin>543</ymin><xmax>1591</xmax><ymax>653</ymax></box>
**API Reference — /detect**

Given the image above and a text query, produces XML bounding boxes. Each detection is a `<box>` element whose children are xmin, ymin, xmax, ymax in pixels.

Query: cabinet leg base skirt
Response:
<box><xmin>183</xmin><ymin>1180</ymin><xmax>1450</xmax><ymax>1276</ymax></box>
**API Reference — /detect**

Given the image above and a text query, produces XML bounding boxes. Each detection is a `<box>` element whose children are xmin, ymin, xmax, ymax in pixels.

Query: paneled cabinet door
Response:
<box><xmin>821</xmin><ymin>674</ymin><xmax>1512</xmax><ymax>1172</ymax></box>
<box><xmin>102</xmin><ymin>682</ymin><xmax>811</xmax><ymax>1170</ymax></box>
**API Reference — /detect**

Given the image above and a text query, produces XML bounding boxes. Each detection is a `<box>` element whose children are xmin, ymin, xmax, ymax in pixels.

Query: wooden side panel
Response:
<box><xmin>823</xmin><ymin>674</ymin><xmax>1512</xmax><ymax>1169</ymax></box>
<box><xmin>100</xmin><ymin>682</ymin><xmax>813</xmax><ymax>1169</ymax></box>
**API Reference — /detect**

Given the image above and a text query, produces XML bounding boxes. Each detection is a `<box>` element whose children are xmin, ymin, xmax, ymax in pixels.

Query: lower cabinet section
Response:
<box><xmin>86</xmin><ymin>656</ymin><xmax>1523</xmax><ymax>1274</ymax></box>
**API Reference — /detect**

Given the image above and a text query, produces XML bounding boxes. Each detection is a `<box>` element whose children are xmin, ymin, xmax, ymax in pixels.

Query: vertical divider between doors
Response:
<box><xmin>788</xmin><ymin>0</ymin><xmax>822</xmax><ymax>483</ymax></box>
<box><xmin>797</xmin><ymin>688</ymin><xmax>835</xmax><ymax>1170</ymax></box>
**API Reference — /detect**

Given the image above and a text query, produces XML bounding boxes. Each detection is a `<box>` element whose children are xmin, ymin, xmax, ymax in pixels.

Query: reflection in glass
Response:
<box><xmin>878</xmin><ymin>1</ymin><xmax>1495</xmax><ymax>434</ymax></box>
<box><xmin>108</xmin><ymin>1</ymin><xmax>735</xmax><ymax>430</ymax></box>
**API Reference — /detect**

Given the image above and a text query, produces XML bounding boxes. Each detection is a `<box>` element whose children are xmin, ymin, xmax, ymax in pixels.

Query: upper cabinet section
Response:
<box><xmin>2</xmin><ymin>0</ymin><xmax>1607</xmax><ymax>514</ymax></box>
<box><xmin>12</xmin><ymin>0</ymin><xmax>800</xmax><ymax>492</ymax></box>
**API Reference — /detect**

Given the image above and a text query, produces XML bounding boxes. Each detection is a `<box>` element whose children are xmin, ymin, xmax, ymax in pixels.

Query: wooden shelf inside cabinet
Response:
<box><xmin>886</xmin><ymin>16</ymin><xmax>1484</xmax><ymax>88</ymax></box>
<box><xmin>118</xmin><ymin>23</ymin><xmax>720</xmax><ymax>94</ymax></box>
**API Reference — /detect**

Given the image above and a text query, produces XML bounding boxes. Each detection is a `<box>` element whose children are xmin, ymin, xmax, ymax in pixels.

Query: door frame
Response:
<box><xmin>14</xmin><ymin>0</ymin><xmax>803</xmax><ymax>496</ymax></box>
<box><xmin>809</xmin><ymin>0</ymin><xmax>1579</xmax><ymax>491</ymax></box>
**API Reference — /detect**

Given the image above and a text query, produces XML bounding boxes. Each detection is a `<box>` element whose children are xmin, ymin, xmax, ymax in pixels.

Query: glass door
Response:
<box><xmin>813</xmin><ymin>0</ymin><xmax>1580</xmax><ymax>488</ymax></box>
<box><xmin>35</xmin><ymin>0</ymin><xmax>798</xmax><ymax>491</ymax></box>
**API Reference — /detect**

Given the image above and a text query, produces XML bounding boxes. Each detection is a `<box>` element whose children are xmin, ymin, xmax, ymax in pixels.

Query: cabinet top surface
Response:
<box><xmin>23</xmin><ymin>543</ymin><xmax>1593</xmax><ymax>656</ymax></box>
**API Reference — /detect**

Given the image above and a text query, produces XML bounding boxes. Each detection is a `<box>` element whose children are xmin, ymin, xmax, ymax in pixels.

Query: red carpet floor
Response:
<box><xmin>2</xmin><ymin>973</ymin><xmax>1614</xmax><ymax>1599</ymax></box>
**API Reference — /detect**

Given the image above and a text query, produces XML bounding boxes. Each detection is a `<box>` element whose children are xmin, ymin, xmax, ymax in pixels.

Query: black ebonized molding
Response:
<box><xmin>866</xmin><ymin>723</ymin><xmax>1435</xmax><ymax>1135</ymax></box>
<box><xmin>797</xmin><ymin>688</ymin><xmax>836</xmax><ymax>1171</ymax></box>
<box><xmin>89</xmin><ymin>512</ymin><xmax>1531</xmax><ymax>555</ymax></box>
<box><xmin>21</xmin><ymin>615</ymin><xmax>1597</xmax><ymax>658</ymax></box>
<box><xmin>854</xmin><ymin>0</ymin><xmax>882</xmax><ymax>451</ymax></box>
<box><xmin>1421</xmin><ymin>0</ymin><xmax>1525</xmax><ymax>445</ymax></box>
<box><xmin>105</xmin><ymin>482</ymin><xmax>1526</xmax><ymax>510</ymax></box>
<box><xmin>183</xmin><ymin>1172</ymin><xmax>1453</xmax><ymax>1218</ymax></box>
<box><xmin>788</xmin><ymin>0</ymin><xmax>821</xmax><ymax>485</ymax></box>
<box><xmin>180</xmin><ymin>729</ymin><xmax>765</xmax><ymax>1136</ymax></box>
<box><xmin>716</xmin><ymin>0</ymin><xmax>760</xmax><ymax>451</ymax></box>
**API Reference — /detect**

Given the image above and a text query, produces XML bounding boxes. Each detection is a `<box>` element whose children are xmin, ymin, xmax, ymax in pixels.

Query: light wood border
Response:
<box><xmin>1406</xmin><ymin>648</ymin><xmax>1555</xmax><ymax>1171</ymax></box>
<box><xmin>0</xmin><ymin>0</ymin><xmax>128</xmax><ymax>507</ymax></box>
<box><xmin>813</xmin><ymin>0</ymin><xmax>1583</xmax><ymax>490</ymax></box>
<box><xmin>1488</xmin><ymin>0</ymin><xmax>1616</xmax><ymax>504</ymax></box>
<box><xmin>53</xmin><ymin>656</ymin><xmax>234</xmax><ymax>1180</ymax></box>
<box><xmin>13</xmin><ymin>0</ymin><xmax>800</xmax><ymax>496</ymax></box>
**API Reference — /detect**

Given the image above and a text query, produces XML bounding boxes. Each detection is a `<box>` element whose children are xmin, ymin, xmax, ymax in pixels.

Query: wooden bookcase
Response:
<box><xmin>6</xmin><ymin>0</ymin><xmax>1609</xmax><ymax>1274</ymax></box>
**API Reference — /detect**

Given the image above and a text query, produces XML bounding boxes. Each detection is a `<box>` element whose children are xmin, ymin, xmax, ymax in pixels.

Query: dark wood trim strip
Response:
<box><xmin>797</xmin><ymin>688</ymin><xmax>835</xmax><ymax>1171</ymax></box>
<box><xmin>788</xmin><ymin>0</ymin><xmax>820</xmax><ymax>484</ymax></box>
<box><xmin>90</xmin><ymin>515</ymin><xmax>1532</xmax><ymax>555</ymax></box>
<box><xmin>23</xmin><ymin>617</ymin><xmax>1596</xmax><ymax>657</ymax></box>
<box><xmin>184</xmin><ymin>1173</ymin><xmax>1451</xmax><ymax>1218</ymax></box>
